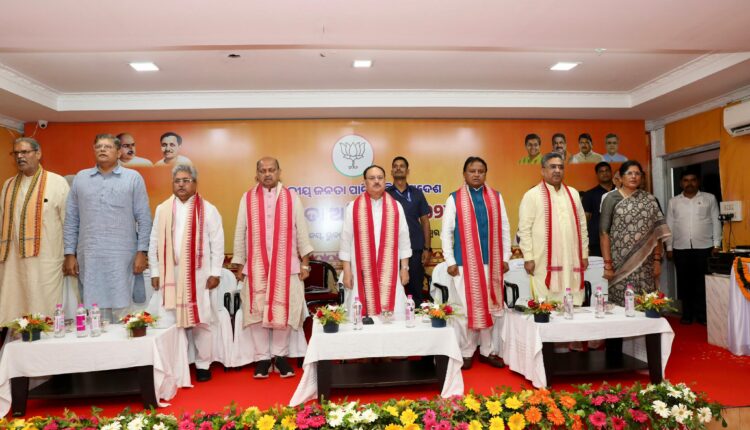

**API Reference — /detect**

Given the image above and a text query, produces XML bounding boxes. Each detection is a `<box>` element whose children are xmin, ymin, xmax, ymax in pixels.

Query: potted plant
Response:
<box><xmin>523</xmin><ymin>299</ymin><xmax>557</xmax><ymax>323</ymax></box>
<box><xmin>3</xmin><ymin>313</ymin><xmax>53</xmax><ymax>342</ymax></box>
<box><xmin>423</xmin><ymin>302</ymin><xmax>458</xmax><ymax>328</ymax></box>
<box><xmin>315</xmin><ymin>304</ymin><xmax>346</xmax><ymax>333</ymax></box>
<box><xmin>120</xmin><ymin>311</ymin><xmax>157</xmax><ymax>337</ymax></box>
<box><xmin>635</xmin><ymin>291</ymin><xmax>677</xmax><ymax>318</ymax></box>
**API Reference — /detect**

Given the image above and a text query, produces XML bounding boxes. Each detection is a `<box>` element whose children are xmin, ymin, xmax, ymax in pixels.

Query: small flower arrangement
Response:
<box><xmin>315</xmin><ymin>304</ymin><xmax>346</xmax><ymax>325</ymax></box>
<box><xmin>635</xmin><ymin>291</ymin><xmax>677</xmax><ymax>313</ymax></box>
<box><xmin>423</xmin><ymin>302</ymin><xmax>458</xmax><ymax>320</ymax></box>
<box><xmin>523</xmin><ymin>299</ymin><xmax>558</xmax><ymax>315</ymax></box>
<box><xmin>120</xmin><ymin>311</ymin><xmax>157</xmax><ymax>329</ymax></box>
<box><xmin>3</xmin><ymin>313</ymin><xmax>53</xmax><ymax>333</ymax></box>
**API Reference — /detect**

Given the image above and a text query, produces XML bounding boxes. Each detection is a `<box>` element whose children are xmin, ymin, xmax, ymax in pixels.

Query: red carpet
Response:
<box><xmin>18</xmin><ymin>317</ymin><xmax>750</xmax><ymax>418</ymax></box>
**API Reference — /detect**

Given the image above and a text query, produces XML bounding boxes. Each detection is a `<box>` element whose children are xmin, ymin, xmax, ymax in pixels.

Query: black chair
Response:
<box><xmin>431</xmin><ymin>282</ymin><xmax>449</xmax><ymax>303</ymax></box>
<box><xmin>504</xmin><ymin>281</ymin><xmax>520</xmax><ymax>308</ymax></box>
<box><xmin>304</xmin><ymin>260</ymin><xmax>339</xmax><ymax>313</ymax></box>
<box><xmin>582</xmin><ymin>280</ymin><xmax>593</xmax><ymax>307</ymax></box>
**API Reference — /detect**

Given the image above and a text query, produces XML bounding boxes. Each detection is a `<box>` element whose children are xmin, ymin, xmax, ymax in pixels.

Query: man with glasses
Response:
<box><xmin>155</xmin><ymin>132</ymin><xmax>193</xmax><ymax>166</ymax></box>
<box><xmin>63</xmin><ymin>134</ymin><xmax>152</xmax><ymax>322</ymax></box>
<box><xmin>519</xmin><ymin>133</ymin><xmax>543</xmax><ymax>165</ymax></box>
<box><xmin>149</xmin><ymin>165</ymin><xmax>224</xmax><ymax>382</ymax></box>
<box><xmin>340</xmin><ymin>165</ymin><xmax>411</xmax><ymax>321</ymax></box>
<box><xmin>518</xmin><ymin>152</ymin><xmax>589</xmax><ymax>304</ymax></box>
<box><xmin>0</xmin><ymin>137</ymin><xmax>69</xmax><ymax>325</ymax></box>
<box><xmin>117</xmin><ymin>133</ymin><xmax>153</xmax><ymax>168</ymax></box>
<box><xmin>441</xmin><ymin>156</ymin><xmax>511</xmax><ymax>369</ymax></box>
<box><xmin>233</xmin><ymin>157</ymin><xmax>313</xmax><ymax>379</ymax></box>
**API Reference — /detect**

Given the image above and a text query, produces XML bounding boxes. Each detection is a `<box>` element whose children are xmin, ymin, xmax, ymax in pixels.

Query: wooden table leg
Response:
<box><xmin>645</xmin><ymin>333</ymin><xmax>663</xmax><ymax>384</ymax></box>
<box><xmin>434</xmin><ymin>355</ymin><xmax>448</xmax><ymax>389</ymax></box>
<box><xmin>10</xmin><ymin>376</ymin><xmax>29</xmax><ymax>417</ymax></box>
<box><xmin>541</xmin><ymin>343</ymin><xmax>555</xmax><ymax>387</ymax></box>
<box><xmin>137</xmin><ymin>365</ymin><xmax>158</xmax><ymax>408</ymax></box>
<box><xmin>317</xmin><ymin>360</ymin><xmax>332</xmax><ymax>402</ymax></box>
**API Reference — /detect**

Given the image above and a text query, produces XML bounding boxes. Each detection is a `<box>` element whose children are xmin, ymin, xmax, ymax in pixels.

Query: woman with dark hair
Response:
<box><xmin>600</xmin><ymin>160</ymin><xmax>671</xmax><ymax>305</ymax></box>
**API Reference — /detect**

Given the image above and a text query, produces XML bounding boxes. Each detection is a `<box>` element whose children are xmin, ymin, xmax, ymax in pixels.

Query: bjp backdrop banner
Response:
<box><xmin>16</xmin><ymin>118</ymin><xmax>646</xmax><ymax>262</ymax></box>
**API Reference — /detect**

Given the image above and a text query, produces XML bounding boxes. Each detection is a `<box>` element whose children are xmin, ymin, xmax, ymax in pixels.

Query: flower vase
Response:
<box><xmin>130</xmin><ymin>326</ymin><xmax>147</xmax><ymax>338</ymax></box>
<box><xmin>21</xmin><ymin>329</ymin><xmax>42</xmax><ymax>342</ymax></box>
<box><xmin>431</xmin><ymin>318</ymin><xmax>447</xmax><ymax>328</ymax></box>
<box><xmin>645</xmin><ymin>309</ymin><xmax>661</xmax><ymax>319</ymax></box>
<box><xmin>534</xmin><ymin>313</ymin><xmax>550</xmax><ymax>323</ymax></box>
<box><xmin>323</xmin><ymin>322</ymin><xmax>339</xmax><ymax>333</ymax></box>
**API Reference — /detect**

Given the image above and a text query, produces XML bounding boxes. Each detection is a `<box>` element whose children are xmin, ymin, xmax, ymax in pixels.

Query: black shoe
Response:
<box><xmin>196</xmin><ymin>368</ymin><xmax>212</xmax><ymax>382</ymax></box>
<box><xmin>479</xmin><ymin>354</ymin><xmax>506</xmax><ymax>368</ymax></box>
<box><xmin>461</xmin><ymin>357</ymin><xmax>473</xmax><ymax>370</ymax></box>
<box><xmin>254</xmin><ymin>359</ymin><xmax>272</xmax><ymax>379</ymax></box>
<box><xmin>680</xmin><ymin>317</ymin><xmax>693</xmax><ymax>325</ymax></box>
<box><xmin>274</xmin><ymin>356</ymin><xmax>296</xmax><ymax>378</ymax></box>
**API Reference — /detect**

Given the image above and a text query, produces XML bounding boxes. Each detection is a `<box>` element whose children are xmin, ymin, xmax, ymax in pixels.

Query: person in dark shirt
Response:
<box><xmin>582</xmin><ymin>162</ymin><xmax>614</xmax><ymax>256</ymax></box>
<box><xmin>386</xmin><ymin>156</ymin><xmax>432</xmax><ymax>306</ymax></box>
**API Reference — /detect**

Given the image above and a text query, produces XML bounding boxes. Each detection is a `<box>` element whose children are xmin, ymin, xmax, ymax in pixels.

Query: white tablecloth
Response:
<box><xmin>728</xmin><ymin>265</ymin><xmax>750</xmax><ymax>355</ymax></box>
<box><xmin>502</xmin><ymin>306</ymin><xmax>674</xmax><ymax>388</ymax></box>
<box><xmin>290</xmin><ymin>319</ymin><xmax>464</xmax><ymax>405</ymax></box>
<box><xmin>0</xmin><ymin>324</ymin><xmax>191</xmax><ymax>417</ymax></box>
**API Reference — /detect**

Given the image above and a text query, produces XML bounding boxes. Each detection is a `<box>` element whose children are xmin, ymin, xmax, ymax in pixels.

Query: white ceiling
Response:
<box><xmin>1</xmin><ymin>0</ymin><xmax>749</xmax><ymax>128</ymax></box>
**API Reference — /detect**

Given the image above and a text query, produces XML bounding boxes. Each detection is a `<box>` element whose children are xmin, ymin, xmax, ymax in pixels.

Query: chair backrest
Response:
<box><xmin>504</xmin><ymin>281</ymin><xmax>520</xmax><ymax>308</ymax></box>
<box><xmin>582</xmin><ymin>280</ymin><xmax>593</xmax><ymax>307</ymax></box>
<box><xmin>304</xmin><ymin>260</ymin><xmax>337</xmax><ymax>293</ymax></box>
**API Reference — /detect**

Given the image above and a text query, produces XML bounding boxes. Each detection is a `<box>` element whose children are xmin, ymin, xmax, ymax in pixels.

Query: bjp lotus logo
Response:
<box><xmin>332</xmin><ymin>134</ymin><xmax>373</xmax><ymax>177</ymax></box>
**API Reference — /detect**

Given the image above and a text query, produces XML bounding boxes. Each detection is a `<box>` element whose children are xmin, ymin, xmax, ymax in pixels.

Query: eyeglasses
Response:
<box><xmin>623</xmin><ymin>171</ymin><xmax>643</xmax><ymax>177</ymax></box>
<box><xmin>94</xmin><ymin>144</ymin><xmax>116</xmax><ymax>151</ymax></box>
<box><xmin>173</xmin><ymin>178</ymin><xmax>194</xmax><ymax>184</ymax></box>
<box><xmin>9</xmin><ymin>150</ymin><xmax>37</xmax><ymax>157</ymax></box>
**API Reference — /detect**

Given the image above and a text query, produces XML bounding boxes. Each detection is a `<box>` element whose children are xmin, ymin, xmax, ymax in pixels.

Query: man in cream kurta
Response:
<box><xmin>233</xmin><ymin>157</ymin><xmax>313</xmax><ymax>379</ymax></box>
<box><xmin>518</xmin><ymin>152</ymin><xmax>589</xmax><ymax>304</ymax></box>
<box><xmin>149</xmin><ymin>165</ymin><xmax>224</xmax><ymax>382</ymax></box>
<box><xmin>441</xmin><ymin>157</ymin><xmax>511</xmax><ymax>369</ymax></box>
<box><xmin>340</xmin><ymin>165</ymin><xmax>412</xmax><ymax>320</ymax></box>
<box><xmin>0</xmin><ymin>138</ymin><xmax>69</xmax><ymax>325</ymax></box>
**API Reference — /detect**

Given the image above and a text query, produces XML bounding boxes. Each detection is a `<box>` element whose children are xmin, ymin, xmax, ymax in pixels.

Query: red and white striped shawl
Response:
<box><xmin>539</xmin><ymin>181</ymin><xmax>584</xmax><ymax>292</ymax></box>
<box><xmin>455</xmin><ymin>184</ymin><xmax>504</xmax><ymax>330</ymax></box>
<box><xmin>353</xmin><ymin>192</ymin><xmax>400</xmax><ymax>316</ymax></box>
<box><xmin>245</xmin><ymin>184</ymin><xmax>293</xmax><ymax>329</ymax></box>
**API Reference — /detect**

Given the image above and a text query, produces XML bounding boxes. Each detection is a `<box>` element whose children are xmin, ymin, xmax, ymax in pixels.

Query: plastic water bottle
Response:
<box><xmin>353</xmin><ymin>297</ymin><xmax>363</xmax><ymax>330</ymax></box>
<box><xmin>90</xmin><ymin>303</ymin><xmax>101</xmax><ymax>337</ymax></box>
<box><xmin>563</xmin><ymin>288</ymin><xmax>574</xmax><ymax>320</ymax></box>
<box><xmin>594</xmin><ymin>286</ymin><xmax>605</xmax><ymax>319</ymax></box>
<box><xmin>76</xmin><ymin>304</ymin><xmax>88</xmax><ymax>337</ymax></box>
<box><xmin>53</xmin><ymin>303</ymin><xmax>65</xmax><ymax>338</ymax></box>
<box><xmin>625</xmin><ymin>284</ymin><xmax>636</xmax><ymax>317</ymax></box>
<box><xmin>405</xmin><ymin>295</ymin><xmax>417</xmax><ymax>328</ymax></box>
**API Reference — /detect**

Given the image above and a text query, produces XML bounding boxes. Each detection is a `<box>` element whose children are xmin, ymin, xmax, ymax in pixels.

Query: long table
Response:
<box><xmin>290</xmin><ymin>318</ymin><xmax>464</xmax><ymax>405</ymax></box>
<box><xmin>0</xmin><ymin>325</ymin><xmax>191</xmax><ymax>417</ymax></box>
<box><xmin>502</xmin><ymin>306</ymin><xmax>674</xmax><ymax>388</ymax></box>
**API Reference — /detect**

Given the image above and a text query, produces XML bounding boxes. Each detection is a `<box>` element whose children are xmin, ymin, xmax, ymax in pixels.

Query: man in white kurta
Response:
<box><xmin>340</xmin><ymin>165</ymin><xmax>412</xmax><ymax>319</ymax></box>
<box><xmin>149</xmin><ymin>165</ymin><xmax>224</xmax><ymax>382</ymax></box>
<box><xmin>441</xmin><ymin>157</ymin><xmax>511</xmax><ymax>369</ymax></box>
<box><xmin>233</xmin><ymin>157</ymin><xmax>313</xmax><ymax>379</ymax></box>
<box><xmin>0</xmin><ymin>138</ymin><xmax>70</xmax><ymax>325</ymax></box>
<box><xmin>518</xmin><ymin>152</ymin><xmax>589</xmax><ymax>304</ymax></box>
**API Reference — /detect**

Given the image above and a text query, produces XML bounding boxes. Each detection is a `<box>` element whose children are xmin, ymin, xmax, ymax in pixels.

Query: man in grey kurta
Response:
<box><xmin>63</xmin><ymin>133</ymin><xmax>152</xmax><ymax>320</ymax></box>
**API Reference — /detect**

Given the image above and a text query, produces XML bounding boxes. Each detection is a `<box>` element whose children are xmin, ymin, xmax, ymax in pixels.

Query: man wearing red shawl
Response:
<box><xmin>441</xmin><ymin>157</ymin><xmax>511</xmax><ymax>370</ymax></box>
<box><xmin>518</xmin><ymin>152</ymin><xmax>589</xmax><ymax>304</ymax></box>
<box><xmin>149</xmin><ymin>165</ymin><xmax>225</xmax><ymax>382</ymax></box>
<box><xmin>233</xmin><ymin>157</ymin><xmax>313</xmax><ymax>379</ymax></box>
<box><xmin>340</xmin><ymin>165</ymin><xmax>412</xmax><ymax>320</ymax></box>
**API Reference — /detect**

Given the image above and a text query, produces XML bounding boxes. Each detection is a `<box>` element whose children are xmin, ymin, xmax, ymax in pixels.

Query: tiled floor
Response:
<box><xmin>708</xmin><ymin>407</ymin><xmax>750</xmax><ymax>429</ymax></box>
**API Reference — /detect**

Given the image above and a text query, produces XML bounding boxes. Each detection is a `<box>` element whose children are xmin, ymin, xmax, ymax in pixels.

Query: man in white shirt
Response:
<box><xmin>149</xmin><ymin>165</ymin><xmax>225</xmax><ymax>382</ymax></box>
<box><xmin>441</xmin><ymin>156</ymin><xmax>510</xmax><ymax>369</ymax></box>
<box><xmin>666</xmin><ymin>171</ymin><xmax>721</xmax><ymax>325</ymax></box>
<box><xmin>340</xmin><ymin>165</ymin><xmax>411</xmax><ymax>320</ymax></box>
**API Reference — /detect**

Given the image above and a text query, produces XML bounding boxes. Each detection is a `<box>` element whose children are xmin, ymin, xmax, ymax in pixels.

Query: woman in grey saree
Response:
<box><xmin>600</xmin><ymin>161</ymin><xmax>671</xmax><ymax>306</ymax></box>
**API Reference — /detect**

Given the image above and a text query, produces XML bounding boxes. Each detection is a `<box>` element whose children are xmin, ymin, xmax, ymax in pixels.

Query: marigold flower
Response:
<box><xmin>463</xmin><ymin>395</ymin><xmax>481</xmax><ymax>412</ymax></box>
<box><xmin>256</xmin><ymin>415</ymin><xmax>276</xmax><ymax>430</ymax></box>
<box><xmin>507</xmin><ymin>412</ymin><xmax>526</xmax><ymax>430</ymax></box>
<box><xmin>401</xmin><ymin>408</ymin><xmax>417</xmax><ymax>426</ymax></box>
<box><xmin>385</xmin><ymin>406</ymin><xmax>399</xmax><ymax>417</ymax></box>
<box><xmin>468</xmin><ymin>420</ymin><xmax>482</xmax><ymax>430</ymax></box>
<box><xmin>384</xmin><ymin>425</ymin><xmax>404</xmax><ymax>430</ymax></box>
<box><xmin>281</xmin><ymin>416</ymin><xmax>297</xmax><ymax>430</ymax></box>
<box><xmin>485</xmin><ymin>400</ymin><xmax>502</xmax><ymax>416</ymax></box>
<box><xmin>558</xmin><ymin>395</ymin><xmax>576</xmax><ymax>409</ymax></box>
<box><xmin>403</xmin><ymin>425</ymin><xmax>420</xmax><ymax>430</ymax></box>
<box><xmin>488</xmin><ymin>417</ymin><xmax>504</xmax><ymax>430</ymax></box>
<box><xmin>524</xmin><ymin>406</ymin><xmax>542</xmax><ymax>424</ymax></box>
<box><xmin>504</xmin><ymin>396</ymin><xmax>523</xmax><ymax>410</ymax></box>
<box><xmin>546</xmin><ymin>407</ymin><xmax>565</xmax><ymax>426</ymax></box>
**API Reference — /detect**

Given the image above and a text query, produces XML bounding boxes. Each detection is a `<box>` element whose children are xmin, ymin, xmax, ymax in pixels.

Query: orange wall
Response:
<box><xmin>20</xmin><ymin>118</ymin><xmax>647</xmax><ymax>258</ymax></box>
<box><xmin>0</xmin><ymin>127</ymin><xmax>22</xmax><ymax>179</ymax></box>
<box><xmin>664</xmin><ymin>108</ymin><xmax>722</xmax><ymax>153</ymax></box>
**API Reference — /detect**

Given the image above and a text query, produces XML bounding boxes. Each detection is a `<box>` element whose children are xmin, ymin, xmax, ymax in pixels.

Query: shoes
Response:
<box><xmin>461</xmin><ymin>357</ymin><xmax>473</xmax><ymax>370</ymax></box>
<box><xmin>274</xmin><ymin>356</ymin><xmax>296</xmax><ymax>378</ymax></box>
<box><xmin>196</xmin><ymin>368</ymin><xmax>212</xmax><ymax>382</ymax></box>
<box><xmin>254</xmin><ymin>359</ymin><xmax>272</xmax><ymax>379</ymax></box>
<box><xmin>479</xmin><ymin>354</ymin><xmax>505</xmax><ymax>368</ymax></box>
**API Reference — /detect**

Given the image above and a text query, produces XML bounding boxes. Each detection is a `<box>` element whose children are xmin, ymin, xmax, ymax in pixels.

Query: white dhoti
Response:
<box><xmin>450</xmin><ymin>266</ymin><xmax>504</xmax><ymax>358</ymax></box>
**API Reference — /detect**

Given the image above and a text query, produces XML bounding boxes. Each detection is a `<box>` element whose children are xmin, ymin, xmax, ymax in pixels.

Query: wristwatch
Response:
<box><xmin>301</xmin><ymin>265</ymin><xmax>311</xmax><ymax>271</ymax></box>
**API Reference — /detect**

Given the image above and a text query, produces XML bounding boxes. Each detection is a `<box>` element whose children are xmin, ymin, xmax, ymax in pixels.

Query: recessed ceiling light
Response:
<box><xmin>550</xmin><ymin>62</ymin><xmax>580</xmax><ymax>71</ymax></box>
<box><xmin>353</xmin><ymin>60</ymin><xmax>373</xmax><ymax>68</ymax></box>
<box><xmin>129</xmin><ymin>62</ymin><xmax>159</xmax><ymax>72</ymax></box>
<box><xmin>228</xmin><ymin>54</ymin><xmax>241</xmax><ymax>59</ymax></box>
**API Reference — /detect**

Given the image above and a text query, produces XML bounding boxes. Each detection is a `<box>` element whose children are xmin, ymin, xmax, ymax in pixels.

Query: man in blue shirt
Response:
<box><xmin>582</xmin><ymin>162</ymin><xmax>614</xmax><ymax>256</ymax></box>
<box><xmin>386</xmin><ymin>156</ymin><xmax>432</xmax><ymax>306</ymax></box>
